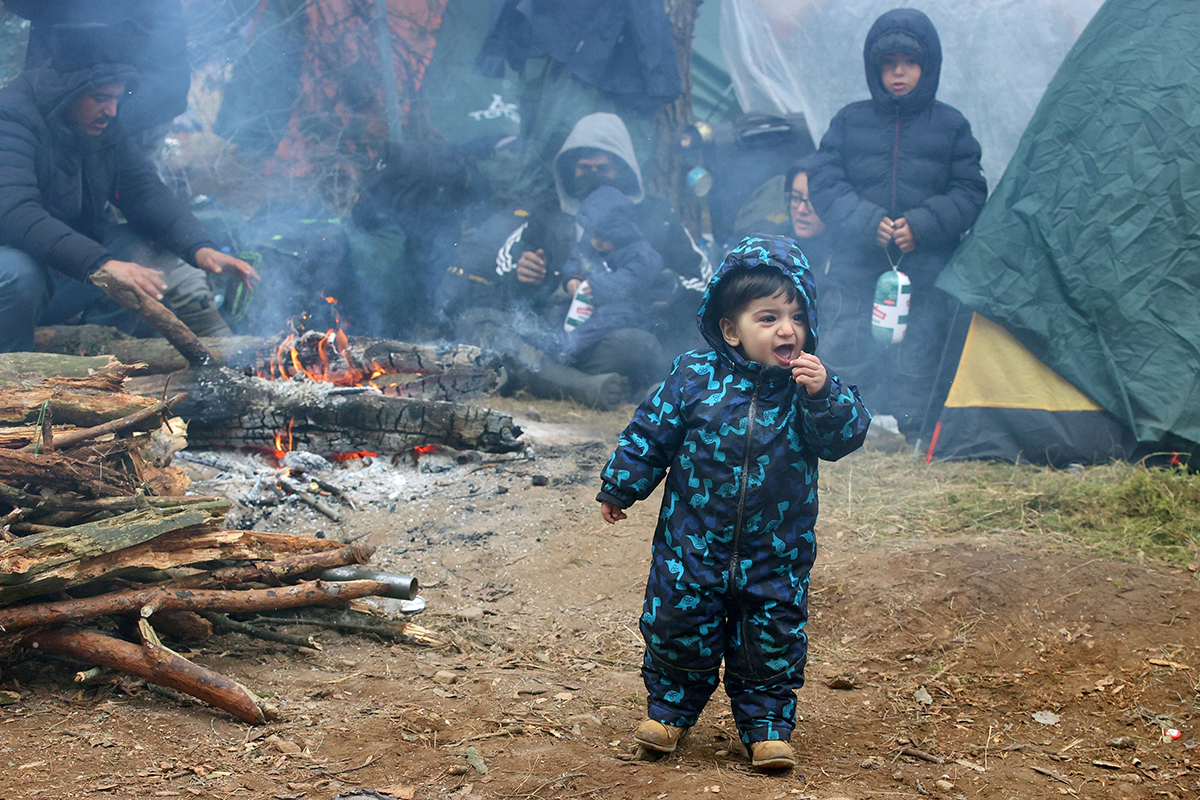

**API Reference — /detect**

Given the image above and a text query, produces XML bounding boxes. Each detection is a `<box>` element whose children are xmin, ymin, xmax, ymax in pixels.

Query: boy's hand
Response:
<box><xmin>892</xmin><ymin>217</ymin><xmax>916</xmax><ymax>252</ymax></box>
<box><xmin>600</xmin><ymin>501</ymin><xmax>627</xmax><ymax>524</ymax></box>
<box><xmin>876</xmin><ymin>217</ymin><xmax>896</xmax><ymax>248</ymax></box>
<box><xmin>790</xmin><ymin>352</ymin><xmax>828</xmax><ymax>395</ymax></box>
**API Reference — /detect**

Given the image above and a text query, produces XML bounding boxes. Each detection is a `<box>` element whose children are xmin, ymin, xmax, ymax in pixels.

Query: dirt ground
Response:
<box><xmin>2</xmin><ymin>396</ymin><xmax>1197</xmax><ymax>800</ymax></box>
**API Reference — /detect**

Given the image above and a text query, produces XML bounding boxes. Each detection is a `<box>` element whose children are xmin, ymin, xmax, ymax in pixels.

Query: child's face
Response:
<box><xmin>719</xmin><ymin>288</ymin><xmax>808</xmax><ymax>368</ymax></box>
<box><xmin>590</xmin><ymin>236</ymin><xmax>615</xmax><ymax>253</ymax></box>
<box><xmin>880</xmin><ymin>52</ymin><xmax>921</xmax><ymax>96</ymax></box>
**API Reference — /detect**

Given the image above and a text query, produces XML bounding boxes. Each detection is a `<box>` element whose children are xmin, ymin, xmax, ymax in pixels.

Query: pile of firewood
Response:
<box><xmin>0</xmin><ymin>353</ymin><xmax>432</xmax><ymax>724</ymax></box>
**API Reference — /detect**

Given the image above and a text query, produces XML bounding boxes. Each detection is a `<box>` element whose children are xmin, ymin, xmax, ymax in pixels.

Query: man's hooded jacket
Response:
<box><xmin>0</xmin><ymin>61</ymin><xmax>215</xmax><ymax>282</ymax></box>
<box><xmin>807</xmin><ymin>8</ymin><xmax>986</xmax><ymax>290</ymax></box>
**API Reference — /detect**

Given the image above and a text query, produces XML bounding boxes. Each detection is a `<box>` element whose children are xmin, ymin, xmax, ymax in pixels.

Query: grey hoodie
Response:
<box><xmin>552</xmin><ymin>112</ymin><xmax>645</xmax><ymax>217</ymax></box>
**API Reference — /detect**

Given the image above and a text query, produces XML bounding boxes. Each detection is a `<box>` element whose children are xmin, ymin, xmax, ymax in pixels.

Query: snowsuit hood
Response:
<box><xmin>554</xmin><ymin>112</ymin><xmax>644</xmax><ymax>216</ymax></box>
<box><xmin>698</xmin><ymin>233</ymin><xmax>819</xmax><ymax>370</ymax></box>
<box><xmin>863</xmin><ymin>8</ymin><xmax>942</xmax><ymax>116</ymax></box>
<box><xmin>577</xmin><ymin>185</ymin><xmax>643</xmax><ymax>248</ymax></box>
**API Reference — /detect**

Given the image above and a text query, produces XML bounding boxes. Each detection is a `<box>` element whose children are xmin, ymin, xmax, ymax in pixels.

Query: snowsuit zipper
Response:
<box><xmin>890</xmin><ymin>113</ymin><xmax>900</xmax><ymax>216</ymax></box>
<box><xmin>729</xmin><ymin>375</ymin><xmax>762</xmax><ymax>586</ymax></box>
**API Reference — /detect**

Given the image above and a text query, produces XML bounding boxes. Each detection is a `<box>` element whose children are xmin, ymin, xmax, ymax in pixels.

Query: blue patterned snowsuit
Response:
<box><xmin>597</xmin><ymin>234</ymin><xmax>871</xmax><ymax>744</ymax></box>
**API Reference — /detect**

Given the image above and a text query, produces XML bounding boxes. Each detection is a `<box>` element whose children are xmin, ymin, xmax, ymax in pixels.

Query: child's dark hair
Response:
<box><xmin>710</xmin><ymin>266</ymin><xmax>802</xmax><ymax>323</ymax></box>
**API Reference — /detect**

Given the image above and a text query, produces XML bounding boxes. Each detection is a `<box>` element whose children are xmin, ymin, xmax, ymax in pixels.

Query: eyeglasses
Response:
<box><xmin>787</xmin><ymin>192</ymin><xmax>813</xmax><ymax>209</ymax></box>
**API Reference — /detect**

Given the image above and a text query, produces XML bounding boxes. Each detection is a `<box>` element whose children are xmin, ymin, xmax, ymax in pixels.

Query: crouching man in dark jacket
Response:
<box><xmin>0</xmin><ymin>25</ymin><xmax>258</xmax><ymax>353</ymax></box>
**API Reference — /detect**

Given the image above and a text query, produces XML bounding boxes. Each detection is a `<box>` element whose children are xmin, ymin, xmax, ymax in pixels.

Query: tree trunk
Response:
<box><xmin>649</xmin><ymin>0</ymin><xmax>703</xmax><ymax>232</ymax></box>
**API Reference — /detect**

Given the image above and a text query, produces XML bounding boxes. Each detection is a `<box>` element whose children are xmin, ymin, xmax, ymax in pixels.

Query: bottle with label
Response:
<box><xmin>871</xmin><ymin>269</ymin><xmax>911</xmax><ymax>344</ymax></box>
<box><xmin>563</xmin><ymin>281</ymin><xmax>594</xmax><ymax>332</ymax></box>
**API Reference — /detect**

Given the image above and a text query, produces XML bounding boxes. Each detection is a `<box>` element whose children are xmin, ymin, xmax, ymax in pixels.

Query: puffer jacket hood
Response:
<box><xmin>22</xmin><ymin>62</ymin><xmax>139</xmax><ymax>141</ymax></box>
<box><xmin>576</xmin><ymin>185</ymin><xmax>643</xmax><ymax>248</ymax></box>
<box><xmin>698</xmin><ymin>233</ymin><xmax>819</xmax><ymax>370</ymax></box>
<box><xmin>554</xmin><ymin>112</ymin><xmax>644</xmax><ymax>216</ymax></box>
<box><xmin>863</xmin><ymin>8</ymin><xmax>941</xmax><ymax>116</ymax></box>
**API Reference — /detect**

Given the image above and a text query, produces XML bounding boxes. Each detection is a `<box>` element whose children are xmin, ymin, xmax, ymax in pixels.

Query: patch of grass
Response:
<box><xmin>820</xmin><ymin>453</ymin><xmax>1200</xmax><ymax>566</ymax></box>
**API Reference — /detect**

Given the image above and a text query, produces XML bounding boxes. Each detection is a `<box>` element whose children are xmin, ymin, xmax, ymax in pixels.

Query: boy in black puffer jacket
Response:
<box><xmin>808</xmin><ymin>7</ymin><xmax>986</xmax><ymax>442</ymax></box>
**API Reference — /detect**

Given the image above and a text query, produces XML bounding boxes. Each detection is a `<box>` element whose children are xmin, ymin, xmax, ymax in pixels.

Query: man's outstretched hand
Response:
<box><xmin>98</xmin><ymin>259</ymin><xmax>167</xmax><ymax>300</ymax></box>
<box><xmin>195</xmin><ymin>247</ymin><xmax>260</xmax><ymax>289</ymax></box>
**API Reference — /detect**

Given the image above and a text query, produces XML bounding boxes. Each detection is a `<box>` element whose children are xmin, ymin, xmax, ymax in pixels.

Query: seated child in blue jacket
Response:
<box><xmin>596</xmin><ymin>234</ymin><xmax>871</xmax><ymax>769</ymax></box>
<box><xmin>559</xmin><ymin>186</ymin><xmax>676</xmax><ymax>378</ymax></box>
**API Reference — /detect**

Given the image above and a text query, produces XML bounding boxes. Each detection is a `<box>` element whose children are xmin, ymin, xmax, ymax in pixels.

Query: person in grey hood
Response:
<box><xmin>807</xmin><ymin>7</ymin><xmax>986</xmax><ymax>443</ymax></box>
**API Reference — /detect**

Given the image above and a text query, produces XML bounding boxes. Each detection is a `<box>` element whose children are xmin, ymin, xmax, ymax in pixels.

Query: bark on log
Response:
<box><xmin>0</xmin><ymin>352</ymin><xmax>121</xmax><ymax>382</ymax></box>
<box><xmin>32</xmin><ymin>333</ymin><xmax>264</xmax><ymax>374</ymax></box>
<box><xmin>159</xmin><ymin>367</ymin><xmax>522</xmax><ymax>455</ymax></box>
<box><xmin>0</xmin><ymin>579</ymin><xmax>395</xmax><ymax>631</ymax></box>
<box><xmin>89</xmin><ymin>266</ymin><xmax>214</xmax><ymax>368</ymax></box>
<box><xmin>12</xmin><ymin>492</ymin><xmax>225</xmax><ymax>514</ymax></box>
<box><xmin>0</xmin><ymin>449</ymin><xmax>137</xmax><ymax>499</ymax></box>
<box><xmin>18</xmin><ymin>393</ymin><xmax>184</xmax><ymax>453</ymax></box>
<box><xmin>0</xmin><ymin>387</ymin><xmax>159</xmax><ymax>429</ymax></box>
<box><xmin>168</xmin><ymin>541</ymin><xmax>374</xmax><ymax>589</ymax></box>
<box><xmin>29</xmin><ymin>624</ymin><xmax>273</xmax><ymax>724</ymax></box>
<box><xmin>0</xmin><ymin>501</ymin><xmax>231</xmax><ymax>605</ymax></box>
<box><xmin>0</xmin><ymin>527</ymin><xmax>339</xmax><ymax>606</ymax></box>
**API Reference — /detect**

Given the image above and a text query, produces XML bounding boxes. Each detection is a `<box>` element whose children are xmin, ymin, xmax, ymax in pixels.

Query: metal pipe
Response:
<box><xmin>318</xmin><ymin>567</ymin><xmax>418</xmax><ymax>600</ymax></box>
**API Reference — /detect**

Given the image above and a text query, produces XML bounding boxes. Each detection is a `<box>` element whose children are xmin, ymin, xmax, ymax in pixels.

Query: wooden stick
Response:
<box><xmin>0</xmin><ymin>578</ymin><xmax>394</xmax><ymax>631</ymax></box>
<box><xmin>13</xmin><ymin>493</ymin><xmax>228</xmax><ymax>514</ymax></box>
<box><xmin>278</xmin><ymin>475</ymin><xmax>341</xmax><ymax>522</ymax></box>
<box><xmin>20</xmin><ymin>393</ymin><xmax>186</xmax><ymax>454</ymax></box>
<box><xmin>168</xmin><ymin>541</ymin><xmax>374</xmax><ymax>589</ymax></box>
<box><xmin>89</xmin><ymin>266</ymin><xmax>214</xmax><ymax>368</ymax></box>
<box><xmin>200</xmin><ymin>611</ymin><xmax>321</xmax><ymax>650</ymax></box>
<box><xmin>29</xmin><ymin>624</ymin><xmax>273</xmax><ymax>724</ymax></box>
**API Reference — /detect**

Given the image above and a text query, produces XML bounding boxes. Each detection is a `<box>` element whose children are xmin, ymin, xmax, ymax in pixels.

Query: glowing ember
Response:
<box><xmin>413</xmin><ymin>445</ymin><xmax>438</xmax><ymax>456</ymax></box>
<box><xmin>329</xmin><ymin>451</ymin><xmax>378</xmax><ymax>463</ymax></box>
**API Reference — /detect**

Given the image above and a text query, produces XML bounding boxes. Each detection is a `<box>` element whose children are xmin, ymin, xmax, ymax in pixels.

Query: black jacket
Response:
<box><xmin>475</xmin><ymin>0</ymin><xmax>681</xmax><ymax>103</ymax></box>
<box><xmin>0</xmin><ymin>64</ymin><xmax>214</xmax><ymax>282</ymax></box>
<box><xmin>808</xmin><ymin>8</ymin><xmax>986</xmax><ymax>290</ymax></box>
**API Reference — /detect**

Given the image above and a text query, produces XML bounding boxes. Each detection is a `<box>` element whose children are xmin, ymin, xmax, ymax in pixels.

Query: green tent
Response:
<box><xmin>935</xmin><ymin>0</ymin><xmax>1200</xmax><ymax>458</ymax></box>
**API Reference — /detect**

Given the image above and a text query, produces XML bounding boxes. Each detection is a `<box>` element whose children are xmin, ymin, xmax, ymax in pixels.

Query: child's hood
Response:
<box><xmin>863</xmin><ymin>7</ymin><xmax>942</xmax><ymax>115</ymax></box>
<box><xmin>698</xmin><ymin>233</ymin><xmax>819</xmax><ymax>369</ymax></box>
<box><xmin>577</xmin><ymin>185</ymin><xmax>643</xmax><ymax>249</ymax></box>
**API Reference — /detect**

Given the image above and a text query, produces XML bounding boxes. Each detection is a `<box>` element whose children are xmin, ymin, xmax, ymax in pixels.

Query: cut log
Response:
<box><xmin>159</xmin><ymin>367</ymin><xmax>522</xmax><ymax>455</ymax></box>
<box><xmin>0</xmin><ymin>449</ymin><xmax>137</xmax><ymax>499</ymax></box>
<box><xmin>0</xmin><ymin>387</ymin><xmax>159</xmax><ymax>429</ymax></box>
<box><xmin>168</xmin><ymin>541</ymin><xmax>374</xmax><ymax>589</ymax></box>
<box><xmin>0</xmin><ymin>526</ymin><xmax>338</xmax><ymax>606</ymax></box>
<box><xmin>0</xmin><ymin>578</ymin><xmax>396</xmax><ymax>631</ymax></box>
<box><xmin>32</xmin><ymin>332</ymin><xmax>264</xmax><ymax>374</ymax></box>
<box><xmin>0</xmin><ymin>425</ymin><xmax>78</xmax><ymax>450</ymax></box>
<box><xmin>0</xmin><ymin>352</ymin><xmax>122</xmax><ymax>382</ymax></box>
<box><xmin>0</xmin><ymin>501</ymin><xmax>230</xmax><ymax>605</ymax></box>
<box><xmin>29</xmin><ymin>624</ymin><xmax>273</xmax><ymax>724</ymax></box>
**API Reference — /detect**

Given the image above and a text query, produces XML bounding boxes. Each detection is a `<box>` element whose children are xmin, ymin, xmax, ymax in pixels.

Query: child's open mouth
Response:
<box><xmin>773</xmin><ymin>344</ymin><xmax>795</xmax><ymax>364</ymax></box>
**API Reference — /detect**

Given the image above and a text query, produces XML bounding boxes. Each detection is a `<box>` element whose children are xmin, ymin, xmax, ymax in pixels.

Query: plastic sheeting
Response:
<box><xmin>937</xmin><ymin>0</ymin><xmax>1200</xmax><ymax>446</ymax></box>
<box><xmin>720</xmin><ymin>0</ymin><xmax>1103</xmax><ymax>185</ymax></box>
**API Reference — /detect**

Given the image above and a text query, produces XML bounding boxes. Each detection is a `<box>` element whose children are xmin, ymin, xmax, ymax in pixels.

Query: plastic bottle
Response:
<box><xmin>563</xmin><ymin>281</ymin><xmax>594</xmax><ymax>332</ymax></box>
<box><xmin>872</xmin><ymin>269</ymin><xmax>911</xmax><ymax>344</ymax></box>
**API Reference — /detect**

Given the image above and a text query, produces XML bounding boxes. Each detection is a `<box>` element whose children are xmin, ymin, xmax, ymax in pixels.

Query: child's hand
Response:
<box><xmin>876</xmin><ymin>217</ymin><xmax>896</xmax><ymax>248</ymax></box>
<box><xmin>791</xmin><ymin>352</ymin><xmax>828</xmax><ymax>395</ymax></box>
<box><xmin>892</xmin><ymin>217</ymin><xmax>916</xmax><ymax>252</ymax></box>
<box><xmin>601</xmin><ymin>501</ymin><xmax>627</xmax><ymax>524</ymax></box>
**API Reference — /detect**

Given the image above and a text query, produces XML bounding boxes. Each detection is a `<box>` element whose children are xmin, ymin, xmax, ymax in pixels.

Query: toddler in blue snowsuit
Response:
<box><xmin>597</xmin><ymin>234</ymin><xmax>871</xmax><ymax>769</ymax></box>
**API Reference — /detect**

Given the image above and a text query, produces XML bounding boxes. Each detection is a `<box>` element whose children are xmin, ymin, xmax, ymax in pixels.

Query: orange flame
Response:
<box><xmin>272</xmin><ymin>418</ymin><xmax>295</xmax><ymax>459</ymax></box>
<box><xmin>413</xmin><ymin>445</ymin><xmax>437</xmax><ymax>455</ymax></box>
<box><xmin>329</xmin><ymin>451</ymin><xmax>378</xmax><ymax>463</ymax></box>
<box><xmin>257</xmin><ymin>296</ymin><xmax>396</xmax><ymax>389</ymax></box>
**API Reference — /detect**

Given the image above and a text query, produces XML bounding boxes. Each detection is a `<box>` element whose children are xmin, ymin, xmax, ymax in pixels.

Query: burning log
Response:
<box><xmin>163</xmin><ymin>367</ymin><xmax>522</xmax><ymax>456</ymax></box>
<box><xmin>29</xmin><ymin>623</ymin><xmax>276</xmax><ymax>724</ymax></box>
